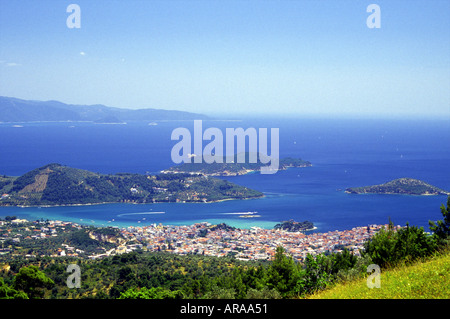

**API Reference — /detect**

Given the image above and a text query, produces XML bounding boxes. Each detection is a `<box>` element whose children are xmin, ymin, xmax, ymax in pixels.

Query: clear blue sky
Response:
<box><xmin>0</xmin><ymin>0</ymin><xmax>449</xmax><ymax>118</ymax></box>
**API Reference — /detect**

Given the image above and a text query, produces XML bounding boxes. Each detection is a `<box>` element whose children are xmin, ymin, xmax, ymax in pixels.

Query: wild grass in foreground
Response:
<box><xmin>308</xmin><ymin>250</ymin><xmax>450</xmax><ymax>299</ymax></box>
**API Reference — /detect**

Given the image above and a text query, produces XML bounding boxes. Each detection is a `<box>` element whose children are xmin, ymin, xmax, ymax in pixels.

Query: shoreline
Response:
<box><xmin>0</xmin><ymin>194</ymin><xmax>265</xmax><ymax>208</ymax></box>
<box><xmin>0</xmin><ymin>216</ymin><xmax>373</xmax><ymax>236</ymax></box>
<box><xmin>345</xmin><ymin>190</ymin><xmax>448</xmax><ymax>196</ymax></box>
<box><xmin>162</xmin><ymin>164</ymin><xmax>312</xmax><ymax>177</ymax></box>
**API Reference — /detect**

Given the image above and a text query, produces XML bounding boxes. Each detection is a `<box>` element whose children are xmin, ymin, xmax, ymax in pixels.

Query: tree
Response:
<box><xmin>118</xmin><ymin>287</ymin><xmax>183</xmax><ymax>299</ymax></box>
<box><xmin>12</xmin><ymin>265</ymin><xmax>54</xmax><ymax>299</ymax></box>
<box><xmin>394</xmin><ymin>223</ymin><xmax>437</xmax><ymax>262</ymax></box>
<box><xmin>300</xmin><ymin>253</ymin><xmax>333</xmax><ymax>295</ymax></box>
<box><xmin>330</xmin><ymin>249</ymin><xmax>357</xmax><ymax>273</ymax></box>
<box><xmin>429</xmin><ymin>196</ymin><xmax>450</xmax><ymax>244</ymax></box>
<box><xmin>202</xmin><ymin>286</ymin><xmax>236</xmax><ymax>299</ymax></box>
<box><xmin>363</xmin><ymin>225</ymin><xmax>397</xmax><ymax>268</ymax></box>
<box><xmin>117</xmin><ymin>266</ymin><xmax>135</xmax><ymax>284</ymax></box>
<box><xmin>266</xmin><ymin>246</ymin><xmax>300</xmax><ymax>297</ymax></box>
<box><xmin>0</xmin><ymin>278</ymin><xmax>28</xmax><ymax>299</ymax></box>
<box><xmin>365</xmin><ymin>219</ymin><xmax>438</xmax><ymax>268</ymax></box>
<box><xmin>246</xmin><ymin>287</ymin><xmax>282</xmax><ymax>299</ymax></box>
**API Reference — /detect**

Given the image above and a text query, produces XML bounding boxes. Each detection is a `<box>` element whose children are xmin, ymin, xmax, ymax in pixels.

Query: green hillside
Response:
<box><xmin>0</xmin><ymin>163</ymin><xmax>263</xmax><ymax>206</ymax></box>
<box><xmin>308</xmin><ymin>250</ymin><xmax>450</xmax><ymax>299</ymax></box>
<box><xmin>346</xmin><ymin>178</ymin><xmax>449</xmax><ymax>196</ymax></box>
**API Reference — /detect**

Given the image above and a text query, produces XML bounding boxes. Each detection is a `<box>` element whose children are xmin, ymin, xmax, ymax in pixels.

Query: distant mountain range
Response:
<box><xmin>0</xmin><ymin>96</ymin><xmax>209</xmax><ymax>122</ymax></box>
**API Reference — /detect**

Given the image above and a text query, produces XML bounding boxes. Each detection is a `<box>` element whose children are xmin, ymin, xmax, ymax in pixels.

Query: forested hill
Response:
<box><xmin>346</xmin><ymin>178</ymin><xmax>449</xmax><ymax>196</ymax></box>
<box><xmin>0</xmin><ymin>163</ymin><xmax>263</xmax><ymax>206</ymax></box>
<box><xmin>163</xmin><ymin>153</ymin><xmax>312</xmax><ymax>176</ymax></box>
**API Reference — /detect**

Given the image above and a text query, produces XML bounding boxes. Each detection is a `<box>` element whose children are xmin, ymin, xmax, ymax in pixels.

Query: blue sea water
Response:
<box><xmin>0</xmin><ymin>118</ymin><xmax>449</xmax><ymax>232</ymax></box>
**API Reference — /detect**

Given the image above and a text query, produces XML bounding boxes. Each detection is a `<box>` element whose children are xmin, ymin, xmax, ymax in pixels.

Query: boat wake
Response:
<box><xmin>221</xmin><ymin>212</ymin><xmax>257</xmax><ymax>215</ymax></box>
<box><xmin>221</xmin><ymin>212</ymin><xmax>261</xmax><ymax>218</ymax></box>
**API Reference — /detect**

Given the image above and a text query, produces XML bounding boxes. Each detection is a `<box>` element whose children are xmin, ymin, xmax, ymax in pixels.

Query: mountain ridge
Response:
<box><xmin>0</xmin><ymin>96</ymin><xmax>209</xmax><ymax>122</ymax></box>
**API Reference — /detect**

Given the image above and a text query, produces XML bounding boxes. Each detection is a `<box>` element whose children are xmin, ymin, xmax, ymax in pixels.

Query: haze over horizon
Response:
<box><xmin>0</xmin><ymin>0</ymin><xmax>449</xmax><ymax>119</ymax></box>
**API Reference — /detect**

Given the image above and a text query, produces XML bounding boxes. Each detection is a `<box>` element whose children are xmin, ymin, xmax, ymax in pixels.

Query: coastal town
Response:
<box><xmin>0</xmin><ymin>216</ymin><xmax>398</xmax><ymax>262</ymax></box>
<box><xmin>121</xmin><ymin>222</ymin><xmax>397</xmax><ymax>261</ymax></box>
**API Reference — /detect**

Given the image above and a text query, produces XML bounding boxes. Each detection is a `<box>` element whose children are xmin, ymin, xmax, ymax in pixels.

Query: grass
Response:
<box><xmin>308</xmin><ymin>250</ymin><xmax>450</xmax><ymax>299</ymax></box>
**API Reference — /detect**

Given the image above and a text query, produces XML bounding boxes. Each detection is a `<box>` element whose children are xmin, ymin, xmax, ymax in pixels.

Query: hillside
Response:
<box><xmin>0</xmin><ymin>163</ymin><xmax>263</xmax><ymax>206</ymax></box>
<box><xmin>308</xmin><ymin>250</ymin><xmax>450</xmax><ymax>299</ymax></box>
<box><xmin>346</xmin><ymin>178</ymin><xmax>449</xmax><ymax>196</ymax></box>
<box><xmin>0</xmin><ymin>96</ymin><xmax>209</xmax><ymax>122</ymax></box>
<box><xmin>163</xmin><ymin>153</ymin><xmax>312</xmax><ymax>176</ymax></box>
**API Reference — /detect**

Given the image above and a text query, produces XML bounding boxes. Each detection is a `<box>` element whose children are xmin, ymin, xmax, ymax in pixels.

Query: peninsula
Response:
<box><xmin>345</xmin><ymin>178</ymin><xmax>449</xmax><ymax>196</ymax></box>
<box><xmin>162</xmin><ymin>154</ymin><xmax>312</xmax><ymax>176</ymax></box>
<box><xmin>274</xmin><ymin>220</ymin><xmax>315</xmax><ymax>232</ymax></box>
<box><xmin>0</xmin><ymin>163</ymin><xmax>263</xmax><ymax>207</ymax></box>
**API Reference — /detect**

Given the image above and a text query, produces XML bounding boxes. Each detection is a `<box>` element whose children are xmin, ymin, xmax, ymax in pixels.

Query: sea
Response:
<box><xmin>0</xmin><ymin>117</ymin><xmax>449</xmax><ymax>233</ymax></box>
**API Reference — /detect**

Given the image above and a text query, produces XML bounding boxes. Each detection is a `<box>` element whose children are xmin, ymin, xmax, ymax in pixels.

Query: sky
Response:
<box><xmin>0</xmin><ymin>0</ymin><xmax>449</xmax><ymax>118</ymax></box>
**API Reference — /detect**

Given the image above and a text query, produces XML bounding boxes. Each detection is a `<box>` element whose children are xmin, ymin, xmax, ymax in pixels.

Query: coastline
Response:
<box><xmin>163</xmin><ymin>163</ymin><xmax>312</xmax><ymax>177</ymax></box>
<box><xmin>345</xmin><ymin>190</ymin><xmax>448</xmax><ymax>196</ymax></box>
<box><xmin>0</xmin><ymin>215</ymin><xmax>393</xmax><ymax>263</ymax></box>
<box><xmin>345</xmin><ymin>178</ymin><xmax>449</xmax><ymax>196</ymax></box>
<box><xmin>1</xmin><ymin>194</ymin><xmax>265</xmax><ymax>208</ymax></box>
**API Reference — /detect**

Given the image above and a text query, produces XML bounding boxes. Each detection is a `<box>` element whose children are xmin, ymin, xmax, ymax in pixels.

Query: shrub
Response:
<box><xmin>429</xmin><ymin>196</ymin><xmax>450</xmax><ymax>245</ymax></box>
<box><xmin>118</xmin><ymin>286</ymin><xmax>184</xmax><ymax>299</ymax></box>
<box><xmin>246</xmin><ymin>287</ymin><xmax>282</xmax><ymax>299</ymax></box>
<box><xmin>363</xmin><ymin>221</ymin><xmax>437</xmax><ymax>268</ymax></box>
<box><xmin>299</xmin><ymin>253</ymin><xmax>334</xmax><ymax>295</ymax></box>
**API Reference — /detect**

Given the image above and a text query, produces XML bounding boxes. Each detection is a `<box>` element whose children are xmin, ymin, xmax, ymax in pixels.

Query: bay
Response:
<box><xmin>0</xmin><ymin>118</ymin><xmax>448</xmax><ymax>232</ymax></box>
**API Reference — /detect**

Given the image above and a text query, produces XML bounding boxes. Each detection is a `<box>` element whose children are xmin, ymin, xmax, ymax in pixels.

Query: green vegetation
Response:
<box><xmin>429</xmin><ymin>196</ymin><xmax>450</xmax><ymax>245</ymax></box>
<box><xmin>0</xmin><ymin>247</ymin><xmax>365</xmax><ymax>299</ymax></box>
<box><xmin>361</xmin><ymin>198</ymin><xmax>449</xmax><ymax>269</ymax></box>
<box><xmin>0</xmin><ymin>163</ymin><xmax>263</xmax><ymax>206</ymax></box>
<box><xmin>346</xmin><ymin>177</ymin><xmax>449</xmax><ymax>195</ymax></box>
<box><xmin>12</xmin><ymin>265</ymin><xmax>54</xmax><ymax>299</ymax></box>
<box><xmin>0</xmin><ymin>175</ymin><xmax>15</xmax><ymax>192</ymax></box>
<box><xmin>0</xmin><ymin>265</ymin><xmax>54</xmax><ymax>299</ymax></box>
<box><xmin>0</xmin><ymin>218</ymin><xmax>122</xmax><ymax>258</ymax></box>
<box><xmin>0</xmin><ymin>278</ymin><xmax>28</xmax><ymax>299</ymax></box>
<box><xmin>363</xmin><ymin>221</ymin><xmax>437</xmax><ymax>268</ymax></box>
<box><xmin>1</xmin><ymin>197</ymin><xmax>448</xmax><ymax>299</ymax></box>
<box><xmin>164</xmin><ymin>153</ymin><xmax>311</xmax><ymax>176</ymax></box>
<box><xmin>309</xmin><ymin>250</ymin><xmax>450</xmax><ymax>299</ymax></box>
<box><xmin>309</xmin><ymin>196</ymin><xmax>450</xmax><ymax>299</ymax></box>
<box><xmin>274</xmin><ymin>220</ymin><xmax>314</xmax><ymax>232</ymax></box>
<box><xmin>119</xmin><ymin>286</ymin><xmax>183</xmax><ymax>299</ymax></box>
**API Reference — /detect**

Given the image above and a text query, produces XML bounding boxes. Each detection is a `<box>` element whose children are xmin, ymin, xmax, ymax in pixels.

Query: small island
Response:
<box><xmin>0</xmin><ymin>163</ymin><xmax>263</xmax><ymax>207</ymax></box>
<box><xmin>274</xmin><ymin>220</ymin><xmax>315</xmax><ymax>232</ymax></box>
<box><xmin>163</xmin><ymin>153</ymin><xmax>312</xmax><ymax>176</ymax></box>
<box><xmin>345</xmin><ymin>178</ymin><xmax>449</xmax><ymax>196</ymax></box>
